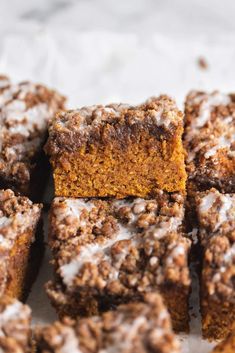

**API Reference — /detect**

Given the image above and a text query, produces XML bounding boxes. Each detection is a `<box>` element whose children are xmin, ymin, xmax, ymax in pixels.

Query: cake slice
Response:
<box><xmin>195</xmin><ymin>188</ymin><xmax>235</xmax><ymax>340</ymax></box>
<box><xmin>184</xmin><ymin>90</ymin><xmax>235</xmax><ymax>194</ymax></box>
<box><xmin>35</xmin><ymin>293</ymin><xmax>181</xmax><ymax>353</ymax></box>
<box><xmin>47</xmin><ymin>191</ymin><xmax>191</xmax><ymax>332</ymax></box>
<box><xmin>0</xmin><ymin>75</ymin><xmax>65</xmax><ymax>200</ymax></box>
<box><xmin>0</xmin><ymin>189</ymin><xmax>42</xmax><ymax>300</ymax></box>
<box><xmin>0</xmin><ymin>296</ymin><xmax>32</xmax><ymax>353</ymax></box>
<box><xmin>45</xmin><ymin>96</ymin><xmax>187</xmax><ymax>198</ymax></box>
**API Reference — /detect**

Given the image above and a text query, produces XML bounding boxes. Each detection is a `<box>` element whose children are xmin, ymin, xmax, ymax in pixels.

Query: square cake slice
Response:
<box><xmin>35</xmin><ymin>293</ymin><xmax>181</xmax><ymax>353</ymax></box>
<box><xmin>211</xmin><ymin>326</ymin><xmax>235</xmax><ymax>353</ymax></box>
<box><xmin>45</xmin><ymin>96</ymin><xmax>187</xmax><ymax>198</ymax></box>
<box><xmin>184</xmin><ymin>91</ymin><xmax>235</xmax><ymax>193</ymax></box>
<box><xmin>195</xmin><ymin>188</ymin><xmax>235</xmax><ymax>340</ymax></box>
<box><xmin>47</xmin><ymin>191</ymin><xmax>191</xmax><ymax>332</ymax></box>
<box><xmin>0</xmin><ymin>296</ymin><xmax>32</xmax><ymax>353</ymax></box>
<box><xmin>0</xmin><ymin>189</ymin><xmax>42</xmax><ymax>300</ymax></box>
<box><xmin>0</xmin><ymin>75</ymin><xmax>65</xmax><ymax>200</ymax></box>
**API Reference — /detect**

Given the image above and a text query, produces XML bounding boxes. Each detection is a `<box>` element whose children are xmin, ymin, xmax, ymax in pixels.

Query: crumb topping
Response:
<box><xmin>0</xmin><ymin>76</ymin><xmax>65</xmax><ymax>186</ymax></box>
<box><xmin>35</xmin><ymin>293</ymin><xmax>181</xmax><ymax>353</ymax></box>
<box><xmin>0</xmin><ymin>296</ymin><xmax>31</xmax><ymax>353</ymax></box>
<box><xmin>45</xmin><ymin>95</ymin><xmax>183</xmax><ymax>155</ymax></box>
<box><xmin>203</xmin><ymin>235</ymin><xmax>235</xmax><ymax>301</ymax></box>
<box><xmin>184</xmin><ymin>90</ymin><xmax>235</xmax><ymax>191</ymax></box>
<box><xmin>0</xmin><ymin>189</ymin><xmax>42</xmax><ymax>296</ymax></box>
<box><xmin>196</xmin><ymin>188</ymin><xmax>235</xmax><ymax>301</ymax></box>
<box><xmin>196</xmin><ymin>188</ymin><xmax>235</xmax><ymax>242</ymax></box>
<box><xmin>49</xmin><ymin>192</ymin><xmax>191</xmax><ymax>297</ymax></box>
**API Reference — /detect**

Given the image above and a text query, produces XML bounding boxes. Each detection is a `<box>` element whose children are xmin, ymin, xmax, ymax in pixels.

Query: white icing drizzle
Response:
<box><xmin>218</xmin><ymin>195</ymin><xmax>233</xmax><ymax>226</ymax></box>
<box><xmin>57</xmin><ymin>97</ymin><xmax>179</xmax><ymax>132</ymax></box>
<box><xmin>0</xmin><ymin>205</ymin><xmax>40</xmax><ymax>245</ymax></box>
<box><xmin>199</xmin><ymin>193</ymin><xmax>217</xmax><ymax>213</ymax></box>
<box><xmin>4</xmin><ymin>138</ymin><xmax>42</xmax><ymax>162</ymax></box>
<box><xmin>0</xmin><ymin>82</ymin><xmax>36</xmax><ymax>108</ymax></box>
<box><xmin>60</xmin><ymin>243</ymin><xmax>103</xmax><ymax>285</ymax></box>
<box><xmin>63</xmin><ymin>199</ymin><xmax>94</xmax><ymax>218</ymax></box>
<box><xmin>165</xmin><ymin>244</ymin><xmax>186</xmax><ymax>266</ymax></box>
<box><xmin>189</xmin><ymin>92</ymin><xmax>231</xmax><ymax>131</ymax></box>
<box><xmin>3</xmin><ymin>101</ymin><xmax>50</xmax><ymax>136</ymax></box>
<box><xmin>147</xmin><ymin>216</ymin><xmax>182</xmax><ymax>240</ymax></box>
<box><xmin>60</xmin><ymin>224</ymin><xmax>134</xmax><ymax>286</ymax></box>
<box><xmin>60</xmin><ymin>104</ymin><xmax>130</xmax><ymax>132</ymax></box>
<box><xmin>100</xmin><ymin>316</ymin><xmax>148</xmax><ymax>353</ymax></box>
<box><xmin>53</xmin><ymin>198</ymin><xmax>94</xmax><ymax>225</ymax></box>
<box><xmin>199</xmin><ymin>190</ymin><xmax>235</xmax><ymax>232</ymax></box>
<box><xmin>204</xmin><ymin>133</ymin><xmax>235</xmax><ymax>159</ymax></box>
<box><xmin>153</xmin><ymin>109</ymin><xmax>178</xmax><ymax>128</ymax></box>
<box><xmin>223</xmin><ymin>243</ymin><xmax>235</xmax><ymax>263</ymax></box>
<box><xmin>212</xmin><ymin>243</ymin><xmax>235</xmax><ymax>286</ymax></box>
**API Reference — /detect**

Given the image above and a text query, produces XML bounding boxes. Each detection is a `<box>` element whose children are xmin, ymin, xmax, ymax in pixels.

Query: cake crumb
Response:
<box><xmin>197</xmin><ymin>57</ymin><xmax>208</xmax><ymax>70</ymax></box>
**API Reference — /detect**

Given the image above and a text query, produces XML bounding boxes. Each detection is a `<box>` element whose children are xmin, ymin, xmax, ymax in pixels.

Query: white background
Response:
<box><xmin>1</xmin><ymin>1</ymin><xmax>235</xmax><ymax>351</ymax></box>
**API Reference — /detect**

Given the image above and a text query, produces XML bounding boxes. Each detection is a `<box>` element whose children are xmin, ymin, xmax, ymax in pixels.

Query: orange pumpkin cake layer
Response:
<box><xmin>45</xmin><ymin>96</ymin><xmax>186</xmax><ymax>198</ymax></box>
<box><xmin>0</xmin><ymin>189</ymin><xmax>42</xmax><ymax>300</ymax></box>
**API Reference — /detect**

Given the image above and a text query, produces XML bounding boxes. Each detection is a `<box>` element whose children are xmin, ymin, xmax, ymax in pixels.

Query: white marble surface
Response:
<box><xmin>1</xmin><ymin>0</ymin><xmax>235</xmax><ymax>351</ymax></box>
<box><xmin>1</xmin><ymin>0</ymin><xmax>235</xmax><ymax>108</ymax></box>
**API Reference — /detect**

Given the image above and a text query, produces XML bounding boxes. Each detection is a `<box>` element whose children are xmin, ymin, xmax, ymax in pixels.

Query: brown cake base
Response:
<box><xmin>160</xmin><ymin>284</ymin><xmax>190</xmax><ymax>333</ymax></box>
<box><xmin>5</xmin><ymin>219</ymin><xmax>44</xmax><ymax>301</ymax></box>
<box><xmin>46</xmin><ymin>280</ymin><xmax>190</xmax><ymax>333</ymax></box>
